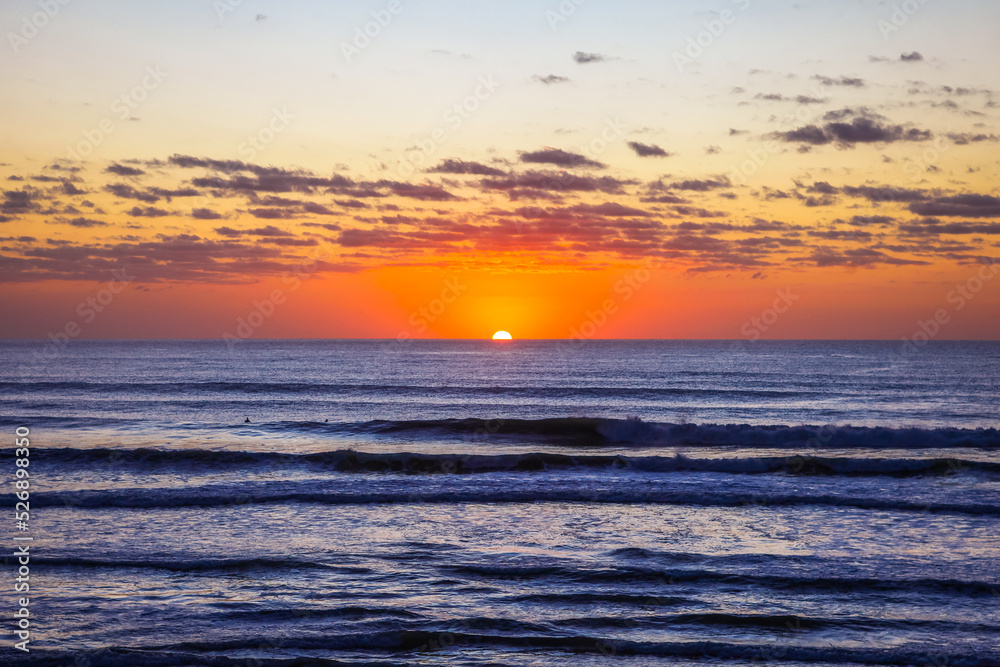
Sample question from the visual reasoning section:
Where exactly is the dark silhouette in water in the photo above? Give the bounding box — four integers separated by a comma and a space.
244, 417, 251, 423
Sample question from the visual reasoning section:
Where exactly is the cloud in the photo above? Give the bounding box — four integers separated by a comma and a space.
533, 74, 570, 85
627, 141, 671, 157
192, 208, 223, 220
846, 215, 896, 227
947, 132, 999, 145
62, 181, 87, 195
754, 93, 829, 104
569, 202, 652, 217
900, 51, 924, 62
105, 183, 160, 203
390, 184, 458, 201
301, 222, 342, 232
805, 248, 929, 267
215, 225, 294, 237
150, 187, 200, 200
106, 163, 146, 177
899, 218, 1000, 235
813, 75, 866, 87
249, 208, 297, 219
2, 233, 359, 283
55, 217, 108, 228
573, 51, 607, 64
907, 195, 1000, 218
427, 159, 505, 176
776, 110, 932, 146
669, 178, 730, 191
127, 206, 169, 217
808, 229, 874, 241
302, 202, 340, 216
841, 185, 926, 203
336, 199, 368, 209
481, 170, 632, 195
1, 189, 37, 215
673, 205, 727, 218
519, 148, 605, 169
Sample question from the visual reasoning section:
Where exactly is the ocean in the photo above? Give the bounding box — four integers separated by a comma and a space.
1, 339, 998, 666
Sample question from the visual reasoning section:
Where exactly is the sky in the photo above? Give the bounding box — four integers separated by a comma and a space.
1, 0, 999, 340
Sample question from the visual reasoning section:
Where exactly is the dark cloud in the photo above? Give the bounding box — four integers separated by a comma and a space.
640, 194, 689, 204
841, 185, 926, 203
105, 183, 160, 203
192, 173, 354, 194
813, 75, 866, 87
301, 222, 342, 232
390, 184, 457, 201
150, 187, 200, 200
127, 206, 169, 218
192, 208, 223, 220
302, 202, 340, 216
808, 229, 874, 241
573, 51, 607, 64
947, 132, 999, 145
673, 205, 727, 218
427, 159, 505, 176
805, 248, 928, 267
519, 148, 605, 169
900, 52, 924, 62
777, 112, 932, 146
2, 233, 357, 283
627, 141, 671, 157
899, 218, 1000, 235
336, 199, 368, 209
248, 208, 297, 219
481, 170, 632, 195
215, 225, 294, 237
106, 163, 146, 177
1, 189, 37, 215
846, 215, 896, 227
569, 202, 652, 217
908, 195, 1000, 218
56, 217, 108, 228
754, 93, 829, 104
62, 181, 86, 195
807, 181, 838, 194
533, 74, 569, 85
669, 179, 730, 191
168, 154, 287, 176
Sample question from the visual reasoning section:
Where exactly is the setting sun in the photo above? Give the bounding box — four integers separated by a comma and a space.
492, 331, 513, 340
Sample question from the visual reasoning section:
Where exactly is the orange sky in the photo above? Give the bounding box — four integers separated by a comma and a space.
2, 0, 999, 340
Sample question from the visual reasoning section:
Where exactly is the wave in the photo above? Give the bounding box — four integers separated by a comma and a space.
9, 633, 999, 666
27, 446, 1000, 477
443, 564, 1000, 596
1, 416, 996, 449
21, 483, 1000, 516
291, 417, 1000, 449
11, 556, 369, 574
0, 380, 821, 400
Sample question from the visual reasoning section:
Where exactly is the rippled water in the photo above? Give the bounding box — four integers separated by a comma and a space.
1, 340, 998, 665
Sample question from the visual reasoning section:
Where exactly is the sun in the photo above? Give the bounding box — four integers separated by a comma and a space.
492, 331, 513, 340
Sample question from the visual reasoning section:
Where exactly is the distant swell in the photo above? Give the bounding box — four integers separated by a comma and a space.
1, 416, 998, 449
24, 484, 1000, 516
26, 445, 1000, 477
339, 417, 1000, 449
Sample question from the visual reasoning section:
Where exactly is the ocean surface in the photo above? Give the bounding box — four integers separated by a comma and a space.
1, 339, 999, 666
